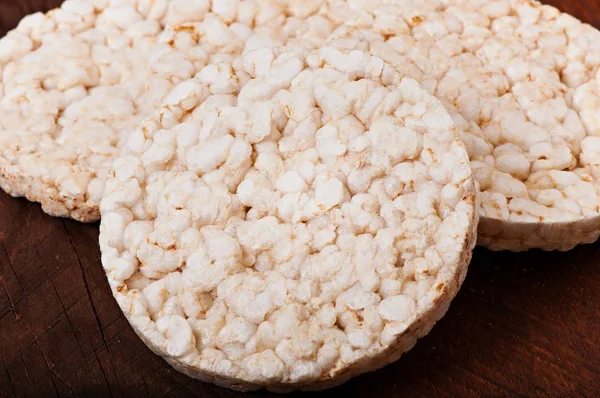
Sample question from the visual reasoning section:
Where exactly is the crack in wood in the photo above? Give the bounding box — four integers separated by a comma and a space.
1, 242, 26, 295
92, 346, 114, 398
29, 241, 90, 381
1, 354, 18, 396
0, 272, 18, 321
61, 220, 123, 397
19, 351, 30, 379
49, 373, 64, 398
20, 313, 76, 396
140, 370, 151, 397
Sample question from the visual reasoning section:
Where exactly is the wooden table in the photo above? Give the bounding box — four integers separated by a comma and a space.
1, 1, 600, 396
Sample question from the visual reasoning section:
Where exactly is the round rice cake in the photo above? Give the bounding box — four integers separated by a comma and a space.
319, 0, 600, 251
99, 47, 477, 392
0, 0, 311, 222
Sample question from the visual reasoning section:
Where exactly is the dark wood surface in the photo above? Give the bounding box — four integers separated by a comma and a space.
1, 0, 600, 397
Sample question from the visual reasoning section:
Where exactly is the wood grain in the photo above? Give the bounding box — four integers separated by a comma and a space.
1, 0, 600, 397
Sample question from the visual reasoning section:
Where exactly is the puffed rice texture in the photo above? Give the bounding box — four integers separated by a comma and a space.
99, 46, 477, 392
0, 0, 311, 221
318, 0, 600, 251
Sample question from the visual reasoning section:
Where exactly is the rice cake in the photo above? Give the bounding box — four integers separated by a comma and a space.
0, 0, 301, 221
320, 0, 600, 251
99, 47, 477, 391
